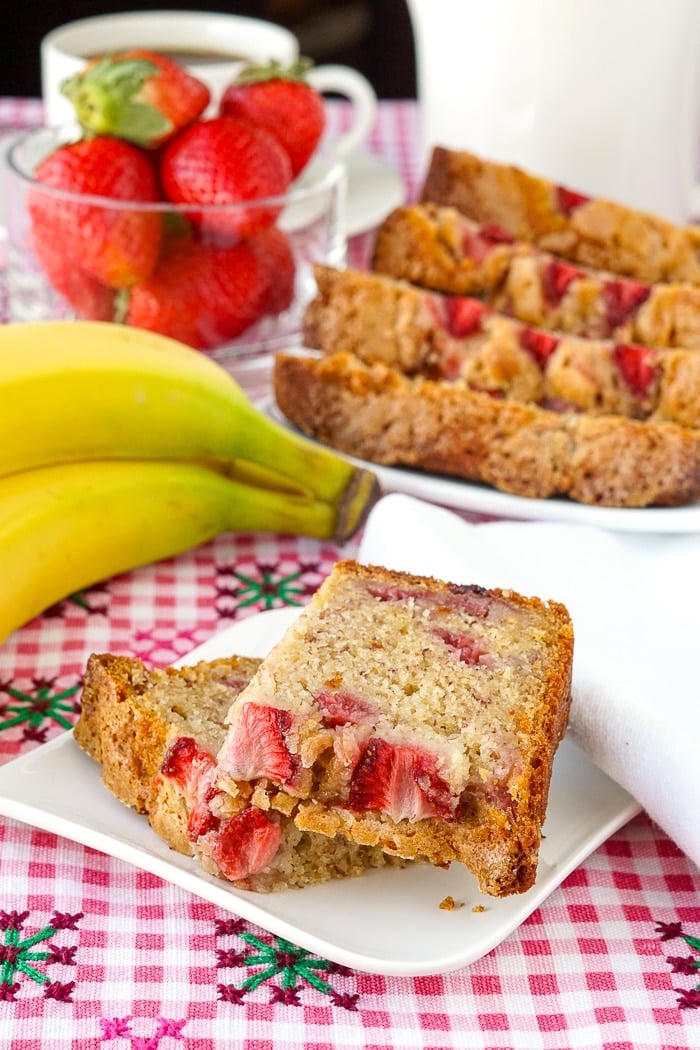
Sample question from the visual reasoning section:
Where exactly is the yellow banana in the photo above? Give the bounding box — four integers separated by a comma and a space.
0, 458, 349, 646
0, 321, 376, 511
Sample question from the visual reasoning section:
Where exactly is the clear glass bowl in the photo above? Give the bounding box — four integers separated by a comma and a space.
3, 124, 347, 364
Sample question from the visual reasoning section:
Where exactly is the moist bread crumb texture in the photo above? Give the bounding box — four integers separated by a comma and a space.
211, 560, 574, 897
305, 265, 700, 429
75, 652, 404, 893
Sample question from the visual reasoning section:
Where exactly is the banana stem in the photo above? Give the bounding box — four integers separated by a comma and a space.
0, 458, 375, 646
230, 395, 368, 505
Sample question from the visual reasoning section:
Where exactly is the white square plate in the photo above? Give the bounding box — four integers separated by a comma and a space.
0, 608, 640, 976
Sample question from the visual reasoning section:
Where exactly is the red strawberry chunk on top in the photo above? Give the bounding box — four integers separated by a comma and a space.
612, 343, 659, 399
314, 689, 378, 728
519, 327, 560, 367
556, 185, 591, 216
542, 259, 587, 307
348, 738, 454, 823
199, 806, 282, 882
602, 279, 651, 332
221, 703, 298, 783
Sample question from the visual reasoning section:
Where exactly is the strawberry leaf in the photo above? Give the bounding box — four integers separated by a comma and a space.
234, 58, 314, 85
61, 57, 173, 146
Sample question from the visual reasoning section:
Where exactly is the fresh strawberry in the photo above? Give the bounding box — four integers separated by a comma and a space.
556, 184, 591, 216
32, 228, 114, 320
220, 60, 325, 177
542, 259, 587, 307
199, 807, 282, 882
519, 326, 560, 367
612, 343, 659, 399
160, 115, 292, 240
125, 234, 269, 349
348, 738, 454, 822
61, 49, 210, 148
219, 703, 298, 783
30, 136, 162, 288
249, 225, 296, 314
602, 278, 651, 332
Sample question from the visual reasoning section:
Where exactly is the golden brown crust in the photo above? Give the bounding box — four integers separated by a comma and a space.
374, 204, 700, 350
305, 265, 700, 427
273, 351, 700, 507
373, 204, 513, 297
420, 147, 700, 285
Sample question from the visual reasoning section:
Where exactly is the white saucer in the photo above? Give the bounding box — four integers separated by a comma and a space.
344, 150, 405, 236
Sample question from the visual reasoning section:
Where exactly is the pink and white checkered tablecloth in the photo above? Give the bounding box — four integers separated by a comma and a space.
1, 97, 699, 1050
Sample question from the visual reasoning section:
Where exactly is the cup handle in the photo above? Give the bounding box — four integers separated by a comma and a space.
691, 179, 700, 222
306, 64, 377, 159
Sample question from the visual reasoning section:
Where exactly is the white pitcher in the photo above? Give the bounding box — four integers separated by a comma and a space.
407, 0, 700, 221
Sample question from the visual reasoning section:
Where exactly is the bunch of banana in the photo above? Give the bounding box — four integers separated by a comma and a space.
0, 321, 380, 645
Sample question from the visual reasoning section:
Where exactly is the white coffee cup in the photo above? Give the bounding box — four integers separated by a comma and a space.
41, 10, 377, 161
407, 0, 700, 222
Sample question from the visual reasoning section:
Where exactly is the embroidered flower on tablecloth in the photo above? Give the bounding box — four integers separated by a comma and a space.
0, 675, 81, 744
655, 918, 700, 1009
214, 558, 325, 617
214, 920, 359, 1011
0, 908, 83, 1002
43, 583, 110, 619
99, 1016, 187, 1045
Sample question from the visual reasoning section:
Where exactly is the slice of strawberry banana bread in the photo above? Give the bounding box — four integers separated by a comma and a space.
209, 560, 574, 897
273, 350, 700, 507
76, 653, 404, 891
373, 204, 700, 350
305, 265, 700, 428
420, 147, 700, 285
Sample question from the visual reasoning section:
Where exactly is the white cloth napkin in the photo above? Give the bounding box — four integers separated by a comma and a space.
358, 493, 700, 868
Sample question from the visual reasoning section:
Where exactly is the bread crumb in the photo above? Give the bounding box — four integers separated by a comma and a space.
439, 895, 465, 911
472, 904, 486, 913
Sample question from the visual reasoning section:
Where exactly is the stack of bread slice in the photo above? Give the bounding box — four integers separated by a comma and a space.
273, 148, 700, 507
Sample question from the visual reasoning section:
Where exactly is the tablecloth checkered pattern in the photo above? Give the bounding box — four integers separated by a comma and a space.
0, 96, 699, 1050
